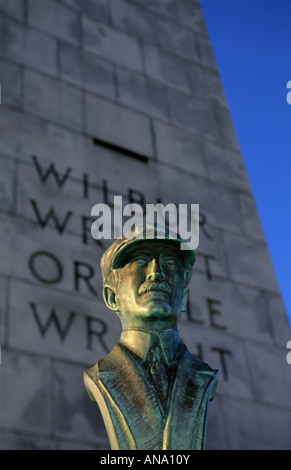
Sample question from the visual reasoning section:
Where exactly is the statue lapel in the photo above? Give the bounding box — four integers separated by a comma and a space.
163, 345, 219, 450
97, 342, 165, 449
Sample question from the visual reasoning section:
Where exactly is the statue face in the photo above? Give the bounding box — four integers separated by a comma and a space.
105, 242, 189, 330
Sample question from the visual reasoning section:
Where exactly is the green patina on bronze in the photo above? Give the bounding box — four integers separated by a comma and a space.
84, 224, 218, 450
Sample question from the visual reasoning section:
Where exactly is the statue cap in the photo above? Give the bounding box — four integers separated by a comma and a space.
101, 223, 196, 282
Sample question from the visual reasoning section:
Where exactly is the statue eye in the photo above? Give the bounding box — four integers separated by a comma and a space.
163, 256, 181, 268
129, 255, 150, 265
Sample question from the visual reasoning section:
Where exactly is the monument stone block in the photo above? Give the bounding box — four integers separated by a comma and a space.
0, 154, 15, 213
82, 16, 143, 73
204, 140, 251, 192
246, 342, 291, 408
8, 280, 120, 363
60, 43, 115, 99
28, 0, 80, 45
168, 87, 220, 139
0, 277, 7, 345
111, 0, 160, 44
0, 17, 57, 76
132, 0, 177, 20
0, 59, 21, 107
176, 0, 206, 33
53, 360, 110, 445
0, 350, 50, 433
85, 94, 154, 159
61, 0, 107, 21
0, 0, 25, 21
0, 0, 290, 450
116, 66, 169, 120
153, 120, 207, 177
223, 232, 281, 292
143, 43, 192, 93
24, 70, 83, 131
156, 17, 199, 62
188, 63, 228, 108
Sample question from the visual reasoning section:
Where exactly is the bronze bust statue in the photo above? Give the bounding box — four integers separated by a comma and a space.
84, 224, 218, 450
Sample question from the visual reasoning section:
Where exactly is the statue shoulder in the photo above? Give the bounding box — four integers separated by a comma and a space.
83, 343, 126, 403
183, 345, 218, 375
182, 347, 219, 401
84, 343, 124, 383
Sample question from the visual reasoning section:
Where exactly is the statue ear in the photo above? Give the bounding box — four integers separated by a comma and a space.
181, 287, 189, 312
103, 285, 120, 314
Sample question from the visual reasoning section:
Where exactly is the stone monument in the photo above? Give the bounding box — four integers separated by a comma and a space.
0, 0, 290, 450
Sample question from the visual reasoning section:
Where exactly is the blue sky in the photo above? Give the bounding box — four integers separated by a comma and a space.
200, 0, 291, 324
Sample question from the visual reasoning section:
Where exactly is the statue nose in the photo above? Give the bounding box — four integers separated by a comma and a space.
146, 257, 165, 281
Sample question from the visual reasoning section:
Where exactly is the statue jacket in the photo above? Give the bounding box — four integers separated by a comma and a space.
84, 333, 218, 451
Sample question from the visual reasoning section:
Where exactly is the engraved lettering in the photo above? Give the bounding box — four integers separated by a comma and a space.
31, 155, 72, 187
207, 298, 226, 330
197, 252, 216, 281
74, 261, 99, 297
30, 199, 72, 235
185, 297, 203, 324
211, 347, 232, 380
29, 302, 75, 342
86, 316, 109, 352
199, 211, 212, 240
81, 215, 105, 248
192, 343, 204, 361
102, 180, 114, 208
28, 251, 63, 284
127, 188, 146, 212
83, 173, 89, 199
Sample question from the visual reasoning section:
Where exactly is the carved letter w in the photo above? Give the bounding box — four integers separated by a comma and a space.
31, 155, 72, 188
29, 302, 75, 342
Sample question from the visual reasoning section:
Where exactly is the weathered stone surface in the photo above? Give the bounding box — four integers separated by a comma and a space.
246, 342, 291, 408
85, 94, 155, 158
132, 0, 178, 21
188, 63, 228, 108
168, 88, 220, 139
0, 0, 25, 22
111, 0, 160, 44
0, 154, 15, 213
116, 66, 169, 120
61, 0, 107, 21
24, 70, 83, 131
204, 140, 252, 192
221, 396, 291, 450
0, 350, 50, 433
0, 17, 57, 76
0, 0, 290, 451
28, 0, 80, 45
154, 120, 206, 176
0, 277, 7, 345
143, 43, 192, 93
186, 272, 277, 345
52, 361, 110, 445
223, 231, 281, 293
0, 59, 22, 107
82, 16, 143, 73
177, 0, 206, 33
8, 280, 120, 362
60, 43, 115, 99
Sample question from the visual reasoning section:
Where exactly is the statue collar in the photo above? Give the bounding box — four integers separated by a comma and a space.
119, 327, 182, 366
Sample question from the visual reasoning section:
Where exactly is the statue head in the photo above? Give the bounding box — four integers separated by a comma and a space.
100, 224, 196, 331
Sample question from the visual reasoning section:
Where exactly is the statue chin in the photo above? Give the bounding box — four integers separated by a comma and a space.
122, 303, 180, 331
